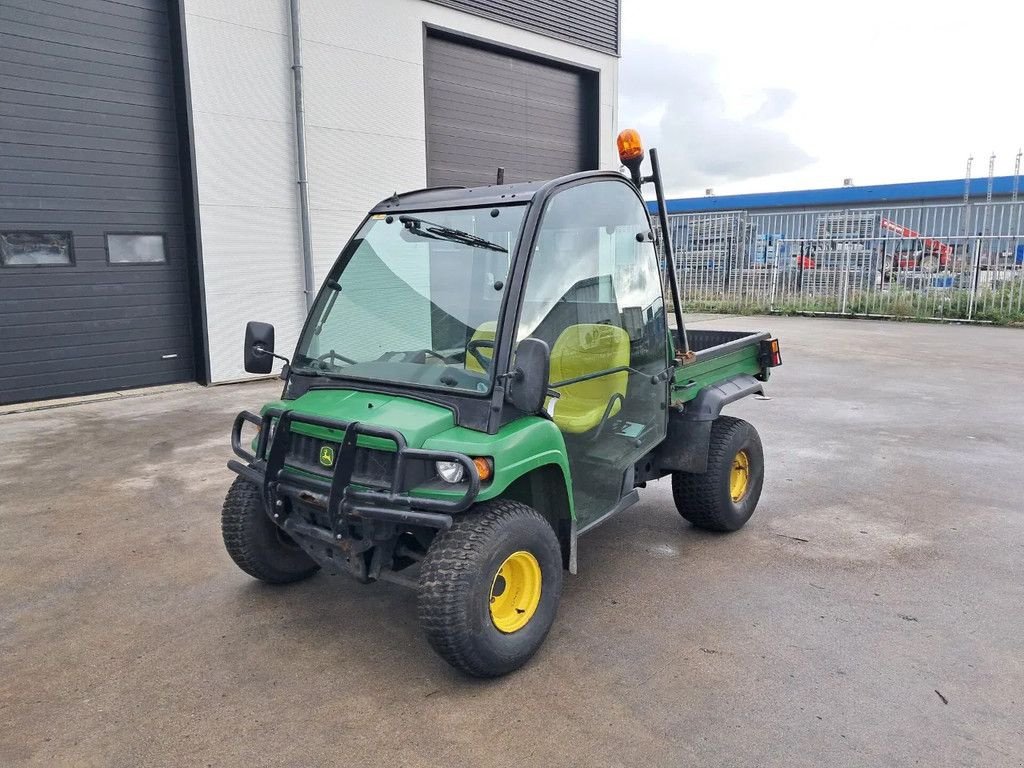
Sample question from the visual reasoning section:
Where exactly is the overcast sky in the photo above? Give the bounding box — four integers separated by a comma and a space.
620, 0, 1024, 198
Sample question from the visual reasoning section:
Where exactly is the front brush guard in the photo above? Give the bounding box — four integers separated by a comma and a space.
227, 408, 480, 538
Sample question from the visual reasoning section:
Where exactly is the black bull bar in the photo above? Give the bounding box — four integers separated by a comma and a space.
227, 408, 481, 535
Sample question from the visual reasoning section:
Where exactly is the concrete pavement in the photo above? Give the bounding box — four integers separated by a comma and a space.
2, 316, 1022, 767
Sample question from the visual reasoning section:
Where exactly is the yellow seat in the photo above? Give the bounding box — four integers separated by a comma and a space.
547, 324, 630, 434
465, 321, 496, 373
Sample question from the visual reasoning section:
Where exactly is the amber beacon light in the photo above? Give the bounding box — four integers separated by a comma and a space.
616, 128, 645, 164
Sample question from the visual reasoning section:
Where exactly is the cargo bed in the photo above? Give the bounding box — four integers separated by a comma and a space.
670, 329, 771, 403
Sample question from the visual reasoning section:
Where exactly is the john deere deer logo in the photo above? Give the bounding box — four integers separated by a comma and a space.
319, 445, 335, 467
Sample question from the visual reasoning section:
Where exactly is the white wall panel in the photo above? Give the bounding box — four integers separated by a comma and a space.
189, 114, 299, 209
196, 206, 303, 290
304, 131, 426, 206
300, 0, 424, 60
183, 0, 289, 35
302, 42, 425, 139
185, 20, 293, 121
184, 1, 303, 382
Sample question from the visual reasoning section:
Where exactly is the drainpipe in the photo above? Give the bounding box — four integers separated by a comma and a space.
288, 0, 316, 311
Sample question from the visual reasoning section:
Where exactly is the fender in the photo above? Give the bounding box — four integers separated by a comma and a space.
420, 415, 573, 518
680, 374, 764, 422
657, 374, 764, 474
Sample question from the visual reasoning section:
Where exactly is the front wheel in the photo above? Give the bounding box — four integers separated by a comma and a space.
672, 416, 764, 532
418, 499, 563, 677
221, 476, 320, 584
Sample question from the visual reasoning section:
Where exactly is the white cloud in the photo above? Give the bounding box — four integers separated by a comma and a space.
620, 0, 1024, 197
620, 43, 814, 193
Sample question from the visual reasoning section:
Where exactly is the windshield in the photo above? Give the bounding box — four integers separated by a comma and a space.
293, 204, 527, 394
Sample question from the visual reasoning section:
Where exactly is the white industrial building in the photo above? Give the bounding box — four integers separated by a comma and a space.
0, 0, 620, 403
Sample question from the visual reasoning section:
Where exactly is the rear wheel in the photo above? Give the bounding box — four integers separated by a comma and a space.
672, 416, 764, 532
221, 476, 320, 584
418, 499, 563, 677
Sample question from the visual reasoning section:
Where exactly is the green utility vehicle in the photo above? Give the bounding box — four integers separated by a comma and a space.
222, 131, 782, 677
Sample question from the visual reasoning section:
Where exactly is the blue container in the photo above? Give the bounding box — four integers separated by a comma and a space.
754, 234, 784, 265
1016, 243, 1024, 264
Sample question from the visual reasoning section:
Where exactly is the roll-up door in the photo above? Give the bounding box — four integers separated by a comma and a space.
0, 0, 195, 404
424, 31, 599, 188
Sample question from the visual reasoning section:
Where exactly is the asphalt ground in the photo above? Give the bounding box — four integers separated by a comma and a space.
2, 315, 1022, 767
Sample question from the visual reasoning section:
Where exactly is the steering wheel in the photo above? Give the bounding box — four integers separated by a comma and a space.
466, 339, 495, 372
315, 349, 356, 367
419, 349, 451, 364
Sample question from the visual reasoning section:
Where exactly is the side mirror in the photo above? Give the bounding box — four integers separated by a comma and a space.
507, 337, 550, 414
244, 321, 275, 374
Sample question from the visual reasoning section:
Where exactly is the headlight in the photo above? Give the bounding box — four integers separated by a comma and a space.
435, 460, 466, 484
435, 458, 493, 484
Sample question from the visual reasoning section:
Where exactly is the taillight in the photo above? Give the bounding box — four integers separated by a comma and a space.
760, 338, 782, 368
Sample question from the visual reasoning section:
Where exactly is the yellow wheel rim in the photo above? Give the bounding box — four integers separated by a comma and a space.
730, 450, 751, 502
489, 551, 542, 634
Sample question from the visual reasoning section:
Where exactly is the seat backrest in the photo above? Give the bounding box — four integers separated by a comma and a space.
549, 324, 629, 433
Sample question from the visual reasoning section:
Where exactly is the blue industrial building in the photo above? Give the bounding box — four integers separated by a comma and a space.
653, 176, 1023, 215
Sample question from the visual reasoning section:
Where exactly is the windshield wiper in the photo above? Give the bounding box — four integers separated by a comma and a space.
398, 215, 507, 253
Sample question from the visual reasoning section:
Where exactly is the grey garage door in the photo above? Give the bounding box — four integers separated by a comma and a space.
424, 31, 599, 188
0, 0, 195, 405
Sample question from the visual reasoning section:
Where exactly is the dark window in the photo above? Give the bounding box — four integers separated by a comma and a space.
0, 232, 74, 266
106, 234, 167, 264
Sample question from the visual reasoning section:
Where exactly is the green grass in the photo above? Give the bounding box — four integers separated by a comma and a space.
670, 279, 1024, 326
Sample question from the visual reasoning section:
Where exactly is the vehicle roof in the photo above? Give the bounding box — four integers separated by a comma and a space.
369, 170, 627, 213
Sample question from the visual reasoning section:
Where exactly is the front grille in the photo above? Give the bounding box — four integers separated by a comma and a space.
286, 432, 396, 487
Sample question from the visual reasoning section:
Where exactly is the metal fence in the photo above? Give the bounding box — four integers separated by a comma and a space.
658, 202, 1024, 322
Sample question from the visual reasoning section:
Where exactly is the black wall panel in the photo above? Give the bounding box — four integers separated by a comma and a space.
0, 0, 195, 404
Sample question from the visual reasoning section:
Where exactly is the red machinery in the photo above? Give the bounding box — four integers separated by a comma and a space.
879, 217, 953, 269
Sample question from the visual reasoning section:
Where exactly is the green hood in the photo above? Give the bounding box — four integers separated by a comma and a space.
262, 389, 455, 449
